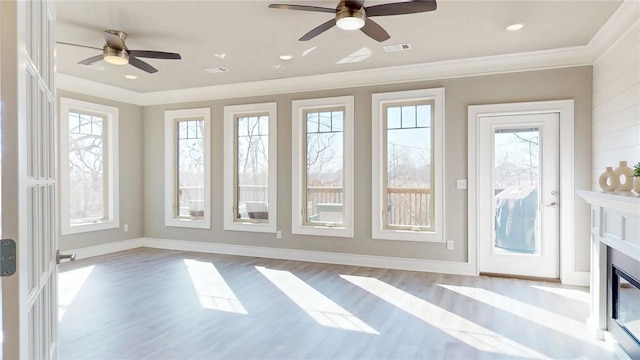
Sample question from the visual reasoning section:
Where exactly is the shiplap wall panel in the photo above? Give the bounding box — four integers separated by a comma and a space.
592, 20, 640, 188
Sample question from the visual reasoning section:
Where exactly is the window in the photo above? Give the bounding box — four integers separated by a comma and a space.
59, 98, 119, 235
164, 108, 211, 229
292, 96, 354, 238
223, 102, 277, 233
372, 88, 444, 242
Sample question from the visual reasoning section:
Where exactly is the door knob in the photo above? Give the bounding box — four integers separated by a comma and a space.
56, 250, 76, 264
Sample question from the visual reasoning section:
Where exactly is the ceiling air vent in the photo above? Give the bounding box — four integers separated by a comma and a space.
383, 43, 412, 53
205, 67, 229, 74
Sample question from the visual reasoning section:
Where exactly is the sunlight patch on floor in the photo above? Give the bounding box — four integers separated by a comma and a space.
341, 274, 548, 358
184, 259, 248, 314
529, 284, 589, 303
439, 284, 608, 350
256, 266, 379, 334
58, 265, 95, 321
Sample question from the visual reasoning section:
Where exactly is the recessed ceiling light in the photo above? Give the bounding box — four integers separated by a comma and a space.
279, 54, 293, 61
506, 22, 525, 31
214, 53, 226, 59
125, 75, 137, 80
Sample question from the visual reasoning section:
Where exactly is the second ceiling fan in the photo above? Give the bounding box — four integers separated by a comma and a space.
269, 0, 437, 42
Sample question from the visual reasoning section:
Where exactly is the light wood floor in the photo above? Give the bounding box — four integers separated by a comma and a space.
58, 248, 613, 359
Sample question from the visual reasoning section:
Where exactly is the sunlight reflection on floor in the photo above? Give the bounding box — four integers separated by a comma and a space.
341, 274, 548, 359
256, 266, 379, 334
439, 284, 608, 351
58, 265, 95, 321
184, 259, 248, 314
529, 284, 589, 303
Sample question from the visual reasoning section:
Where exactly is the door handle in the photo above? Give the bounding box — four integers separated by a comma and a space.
544, 202, 559, 208
56, 250, 76, 265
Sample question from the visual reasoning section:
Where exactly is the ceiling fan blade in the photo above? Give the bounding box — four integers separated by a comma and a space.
345, 0, 365, 9
57, 41, 102, 51
268, 4, 336, 13
129, 57, 158, 73
104, 30, 125, 50
78, 54, 104, 65
129, 50, 181, 60
361, 18, 390, 42
366, 0, 436, 17
299, 18, 337, 41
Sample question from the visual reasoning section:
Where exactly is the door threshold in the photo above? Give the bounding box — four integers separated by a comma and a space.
480, 272, 560, 283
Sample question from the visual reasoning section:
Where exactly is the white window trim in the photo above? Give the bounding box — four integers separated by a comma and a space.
164, 107, 211, 229
59, 97, 120, 235
371, 88, 445, 242
291, 96, 354, 238
223, 102, 278, 233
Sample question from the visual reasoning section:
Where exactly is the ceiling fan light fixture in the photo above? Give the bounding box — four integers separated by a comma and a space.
103, 47, 129, 65
336, 6, 366, 31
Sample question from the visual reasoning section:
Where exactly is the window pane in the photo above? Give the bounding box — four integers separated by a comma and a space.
387, 107, 401, 129
306, 110, 344, 224
493, 128, 540, 254
416, 105, 431, 128
177, 120, 205, 220
236, 115, 269, 221
68, 112, 105, 223
386, 105, 431, 228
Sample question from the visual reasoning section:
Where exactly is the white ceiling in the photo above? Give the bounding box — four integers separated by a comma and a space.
56, 0, 622, 93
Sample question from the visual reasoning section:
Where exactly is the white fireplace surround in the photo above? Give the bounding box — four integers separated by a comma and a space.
578, 190, 640, 357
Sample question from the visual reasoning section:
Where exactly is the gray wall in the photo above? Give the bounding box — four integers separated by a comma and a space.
143, 66, 593, 270
58, 90, 144, 250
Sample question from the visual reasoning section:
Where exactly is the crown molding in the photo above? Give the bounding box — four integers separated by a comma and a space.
57, 73, 145, 105
56, 46, 592, 106
588, 0, 640, 63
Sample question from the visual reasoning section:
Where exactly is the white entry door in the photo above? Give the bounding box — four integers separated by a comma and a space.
2, 0, 58, 358
477, 113, 560, 279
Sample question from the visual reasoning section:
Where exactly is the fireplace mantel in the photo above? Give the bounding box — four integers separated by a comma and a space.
578, 190, 640, 357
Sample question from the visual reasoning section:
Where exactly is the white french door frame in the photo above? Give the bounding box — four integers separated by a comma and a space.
468, 100, 578, 284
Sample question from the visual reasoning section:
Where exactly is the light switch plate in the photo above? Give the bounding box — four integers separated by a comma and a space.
456, 179, 467, 189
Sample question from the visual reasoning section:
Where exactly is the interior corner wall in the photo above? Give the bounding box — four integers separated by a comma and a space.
143, 66, 593, 268
592, 21, 640, 189
57, 90, 144, 250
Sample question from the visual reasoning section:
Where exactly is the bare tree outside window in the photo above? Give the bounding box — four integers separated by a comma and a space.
305, 110, 344, 224
385, 104, 432, 228
177, 120, 205, 219
236, 114, 269, 220
68, 112, 105, 223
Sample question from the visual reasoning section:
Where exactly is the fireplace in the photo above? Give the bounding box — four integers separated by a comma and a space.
578, 190, 640, 359
609, 248, 640, 359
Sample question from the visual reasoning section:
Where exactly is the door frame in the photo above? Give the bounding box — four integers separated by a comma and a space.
468, 100, 576, 283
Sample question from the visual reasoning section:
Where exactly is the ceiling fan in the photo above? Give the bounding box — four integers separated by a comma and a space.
268, 0, 436, 42
57, 30, 181, 74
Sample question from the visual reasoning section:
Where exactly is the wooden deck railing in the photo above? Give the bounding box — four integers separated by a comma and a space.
180, 185, 432, 226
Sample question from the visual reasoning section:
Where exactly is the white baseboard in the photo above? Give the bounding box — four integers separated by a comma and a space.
140, 237, 477, 276
68, 238, 143, 260
604, 331, 632, 360
562, 270, 590, 286
70, 237, 476, 276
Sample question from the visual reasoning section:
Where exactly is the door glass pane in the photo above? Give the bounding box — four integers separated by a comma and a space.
236, 114, 269, 221
386, 104, 432, 229
177, 120, 205, 220
68, 112, 105, 224
493, 128, 540, 254
305, 110, 344, 224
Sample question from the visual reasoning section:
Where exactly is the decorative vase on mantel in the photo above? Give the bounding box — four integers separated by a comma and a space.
599, 167, 619, 191
613, 161, 634, 191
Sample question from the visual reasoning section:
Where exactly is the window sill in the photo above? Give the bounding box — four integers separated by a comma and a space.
373, 228, 442, 243
61, 220, 120, 235
165, 218, 210, 229
224, 221, 276, 233
292, 224, 353, 238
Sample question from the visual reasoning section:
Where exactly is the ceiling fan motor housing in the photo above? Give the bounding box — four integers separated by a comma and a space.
103, 45, 129, 65
336, 3, 366, 30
